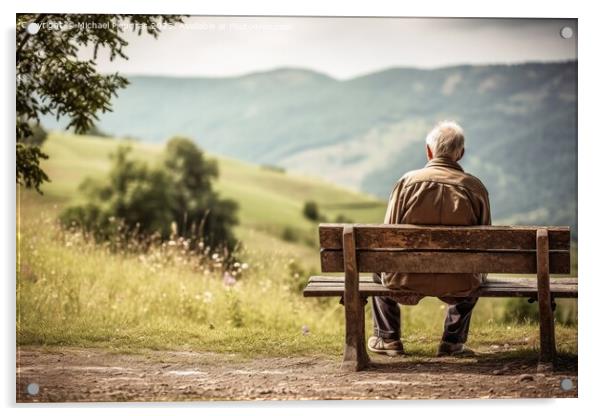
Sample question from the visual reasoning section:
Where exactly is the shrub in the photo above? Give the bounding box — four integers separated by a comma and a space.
334, 214, 354, 223
302, 201, 320, 221
60, 137, 239, 257
287, 259, 318, 293
281, 226, 300, 242
502, 298, 577, 326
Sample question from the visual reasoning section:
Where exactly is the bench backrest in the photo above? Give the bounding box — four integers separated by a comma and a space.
319, 224, 571, 274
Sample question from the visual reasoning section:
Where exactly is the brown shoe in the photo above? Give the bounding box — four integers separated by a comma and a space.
437, 341, 476, 357
368, 336, 405, 356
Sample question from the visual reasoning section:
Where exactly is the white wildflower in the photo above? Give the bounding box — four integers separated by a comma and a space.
203, 291, 214, 304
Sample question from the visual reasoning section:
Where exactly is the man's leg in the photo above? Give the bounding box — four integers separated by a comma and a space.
371, 273, 401, 340
371, 294, 401, 340
441, 297, 478, 344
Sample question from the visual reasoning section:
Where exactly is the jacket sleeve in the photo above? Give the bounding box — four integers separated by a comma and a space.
384, 178, 405, 224
380, 179, 405, 285
478, 190, 492, 282
479, 191, 492, 226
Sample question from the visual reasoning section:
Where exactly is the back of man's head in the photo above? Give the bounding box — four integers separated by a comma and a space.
425, 120, 465, 161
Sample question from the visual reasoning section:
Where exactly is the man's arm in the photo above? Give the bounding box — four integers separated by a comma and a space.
478, 190, 492, 283
379, 178, 406, 286
384, 178, 405, 224
479, 191, 492, 226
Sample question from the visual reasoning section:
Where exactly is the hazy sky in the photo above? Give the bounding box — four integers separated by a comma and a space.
89, 16, 577, 79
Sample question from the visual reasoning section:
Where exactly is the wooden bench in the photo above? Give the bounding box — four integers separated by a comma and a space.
303, 224, 577, 372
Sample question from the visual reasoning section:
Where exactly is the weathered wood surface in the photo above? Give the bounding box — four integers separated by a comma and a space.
319, 224, 571, 251
309, 276, 578, 285
536, 229, 557, 369
341, 226, 370, 371
320, 250, 571, 274
307, 224, 574, 373
303, 276, 578, 298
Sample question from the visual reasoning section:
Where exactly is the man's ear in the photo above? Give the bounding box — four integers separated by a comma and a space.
426, 145, 433, 161
457, 148, 465, 162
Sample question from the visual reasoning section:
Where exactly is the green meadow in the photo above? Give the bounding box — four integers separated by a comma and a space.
16, 132, 577, 358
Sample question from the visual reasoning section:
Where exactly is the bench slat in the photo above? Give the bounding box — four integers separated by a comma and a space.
319, 224, 570, 251
303, 278, 578, 298
308, 276, 578, 285
320, 249, 570, 274
303, 285, 578, 298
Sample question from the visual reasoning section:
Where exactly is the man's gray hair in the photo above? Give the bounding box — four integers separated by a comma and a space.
425, 120, 465, 160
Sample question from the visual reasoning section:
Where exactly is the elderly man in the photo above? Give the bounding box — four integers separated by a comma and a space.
368, 120, 491, 357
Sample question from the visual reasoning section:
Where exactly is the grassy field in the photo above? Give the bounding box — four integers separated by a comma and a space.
38, 132, 386, 254
16, 132, 577, 358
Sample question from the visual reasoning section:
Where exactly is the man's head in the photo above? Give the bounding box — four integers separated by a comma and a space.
425, 120, 465, 162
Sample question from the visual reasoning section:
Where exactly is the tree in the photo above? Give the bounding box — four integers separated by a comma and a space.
163, 137, 238, 252
21, 122, 47, 146
16, 14, 185, 192
61, 146, 174, 242
60, 138, 239, 256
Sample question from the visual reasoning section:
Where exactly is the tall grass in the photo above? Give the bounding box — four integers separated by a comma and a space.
17, 200, 577, 357
17, 205, 345, 356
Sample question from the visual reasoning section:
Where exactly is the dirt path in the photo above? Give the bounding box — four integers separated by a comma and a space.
16, 347, 577, 402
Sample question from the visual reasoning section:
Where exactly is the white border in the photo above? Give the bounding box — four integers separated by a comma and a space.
3, 0, 601, 414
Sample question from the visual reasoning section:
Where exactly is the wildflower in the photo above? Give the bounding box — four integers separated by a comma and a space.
241, 263, 249, 270
203, 291, 213, 304
223, 272, 236, 287
302, 325, 310, 336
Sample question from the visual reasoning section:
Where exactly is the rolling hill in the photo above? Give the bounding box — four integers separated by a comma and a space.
40, 61, 577, 234
30, 132, 387, 260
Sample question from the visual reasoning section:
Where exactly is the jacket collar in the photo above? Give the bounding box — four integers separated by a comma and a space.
425, 157, 464, 172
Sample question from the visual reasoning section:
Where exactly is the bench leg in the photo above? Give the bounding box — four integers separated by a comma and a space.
536, 229, 556, 372
341, 225, 370, 372
537, 292, 557, 371
342, 296, 370, 371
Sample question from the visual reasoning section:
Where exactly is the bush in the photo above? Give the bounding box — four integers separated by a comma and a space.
502, 298, 539, 324
287, 259, 318, 293
281, 226, 300, 242
334, 214, 354, 223
303, 201, 320, 221
60, 137, 239, 257
502, 298, 577, 326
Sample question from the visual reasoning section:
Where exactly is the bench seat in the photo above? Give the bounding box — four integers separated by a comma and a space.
304, 276, 578, 298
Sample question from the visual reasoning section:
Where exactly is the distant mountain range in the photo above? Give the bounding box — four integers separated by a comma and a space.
43, 61, 577, 234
